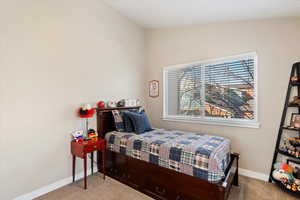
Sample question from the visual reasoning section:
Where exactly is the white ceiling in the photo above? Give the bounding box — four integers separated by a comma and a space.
103, 0, 300, 28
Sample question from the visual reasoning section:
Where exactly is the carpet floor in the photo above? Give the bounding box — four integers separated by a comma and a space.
35, 173, 298, 200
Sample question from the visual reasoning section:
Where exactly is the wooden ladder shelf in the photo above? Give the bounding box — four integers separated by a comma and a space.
269, 62, 300, 198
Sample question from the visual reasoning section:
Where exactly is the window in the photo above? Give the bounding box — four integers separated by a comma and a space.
163, 52, 259, 128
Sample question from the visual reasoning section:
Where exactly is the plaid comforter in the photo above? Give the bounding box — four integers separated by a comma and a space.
105, 129, 231, 183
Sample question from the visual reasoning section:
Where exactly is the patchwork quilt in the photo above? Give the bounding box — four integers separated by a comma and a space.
105, 129, 231, 183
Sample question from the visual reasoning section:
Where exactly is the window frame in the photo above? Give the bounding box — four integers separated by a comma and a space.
163, 52, 259, 128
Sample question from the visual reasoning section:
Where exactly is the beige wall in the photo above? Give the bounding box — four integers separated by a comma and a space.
0, 1, 145, 199
145, 18, 300, 175
1, 1, 300, 199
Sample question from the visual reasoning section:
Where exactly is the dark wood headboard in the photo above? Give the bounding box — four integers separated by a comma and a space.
96, 106, 141, 138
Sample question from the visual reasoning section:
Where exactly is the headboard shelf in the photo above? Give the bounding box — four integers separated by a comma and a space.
96, 106, 141, 112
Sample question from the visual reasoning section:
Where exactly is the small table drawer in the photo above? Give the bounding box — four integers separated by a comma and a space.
84, 144, 99, 153
84, 141, 105, 153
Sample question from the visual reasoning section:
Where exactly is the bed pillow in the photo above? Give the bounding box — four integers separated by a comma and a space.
142, 111, 152, 131
125, 110, 152, 134
122, 111, 135, 132
132, 110, 152, 131
112, 110, 125, 132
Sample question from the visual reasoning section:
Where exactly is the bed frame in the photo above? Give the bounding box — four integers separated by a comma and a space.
96, 107, 239, 200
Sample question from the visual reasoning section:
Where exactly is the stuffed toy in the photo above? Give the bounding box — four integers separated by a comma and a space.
117, 99, 125, 107
272, 169, 294, 182
78, 104, 95, 118
107, 101, 116, 108
272, 162, 294, 182
274, 162, 294, 173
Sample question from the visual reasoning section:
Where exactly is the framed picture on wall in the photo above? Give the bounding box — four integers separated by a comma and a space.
287, 159, 300, 168
149, 80, 159, 98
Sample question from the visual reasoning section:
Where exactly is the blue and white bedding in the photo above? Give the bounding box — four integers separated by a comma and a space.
105, 129, 231, 183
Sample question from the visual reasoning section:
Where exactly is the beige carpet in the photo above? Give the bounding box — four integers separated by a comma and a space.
35, 173, 298, 200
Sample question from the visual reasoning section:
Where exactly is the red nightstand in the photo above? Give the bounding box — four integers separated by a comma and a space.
71, 138, 106, 189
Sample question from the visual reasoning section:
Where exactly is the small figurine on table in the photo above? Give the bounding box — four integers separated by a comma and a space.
87, 129, 98, 139
71, 130, 84, 142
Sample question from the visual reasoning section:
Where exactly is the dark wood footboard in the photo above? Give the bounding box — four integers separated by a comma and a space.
98, 151, 239, 200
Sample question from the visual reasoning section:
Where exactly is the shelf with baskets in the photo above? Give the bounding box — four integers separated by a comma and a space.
269, 62, 300, 198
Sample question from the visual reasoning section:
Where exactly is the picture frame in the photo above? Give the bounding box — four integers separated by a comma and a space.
290, 113, 300, 128
149, 80, 159, 98
287, 159, 300, 169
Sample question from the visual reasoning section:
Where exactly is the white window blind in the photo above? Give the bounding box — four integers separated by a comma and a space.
163, 53, 259, 128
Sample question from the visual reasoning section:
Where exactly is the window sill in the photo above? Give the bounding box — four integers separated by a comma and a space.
162, 116, 260, 129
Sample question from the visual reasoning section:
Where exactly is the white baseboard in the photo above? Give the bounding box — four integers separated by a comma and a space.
14, 169, 92, 200
14, 167, 269, 200
239, 168, 269, 182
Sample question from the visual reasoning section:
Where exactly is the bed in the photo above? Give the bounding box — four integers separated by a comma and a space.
96, 107, 239, 200
105, 129, 231, 183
